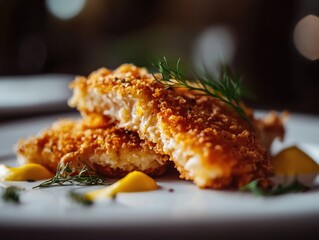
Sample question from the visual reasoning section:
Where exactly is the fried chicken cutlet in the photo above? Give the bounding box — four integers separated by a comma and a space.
69, 64, 285, 189
16, 118, 169, 177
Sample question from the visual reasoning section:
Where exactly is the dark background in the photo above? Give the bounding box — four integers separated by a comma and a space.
1, 0, 319, 116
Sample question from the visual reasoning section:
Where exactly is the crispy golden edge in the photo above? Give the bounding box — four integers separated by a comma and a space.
69, 64, 278, 188
16, 118, 169, 177
253, 111, 288, 151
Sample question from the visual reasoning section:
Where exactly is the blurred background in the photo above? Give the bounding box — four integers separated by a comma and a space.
1, 0, 319, 121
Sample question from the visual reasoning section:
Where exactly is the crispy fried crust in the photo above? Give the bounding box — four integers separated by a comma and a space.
69, 64, 280, 189
16, 118, 169, 177
253, 111, 288, 151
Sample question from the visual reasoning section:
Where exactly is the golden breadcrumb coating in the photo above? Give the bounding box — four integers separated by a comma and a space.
253, 111, 288, 151
16, 118, 169, 177
68, 64, 284, 189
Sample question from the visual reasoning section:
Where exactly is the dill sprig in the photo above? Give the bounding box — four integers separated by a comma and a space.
1, 186, 23, 204
240, 177, 310, 196
152, 57, 251, 125
33, 162, 108, 189
68, 191, 93, 206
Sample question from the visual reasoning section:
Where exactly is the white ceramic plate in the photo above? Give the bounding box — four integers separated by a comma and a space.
0, 112, 319, 240
0, 74, 74, 117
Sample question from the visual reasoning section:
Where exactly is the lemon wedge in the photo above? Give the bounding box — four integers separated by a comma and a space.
271, 146, 319, 186
0, 163, 54, 181
85, 171, 159, 200
271, 146, 319, 175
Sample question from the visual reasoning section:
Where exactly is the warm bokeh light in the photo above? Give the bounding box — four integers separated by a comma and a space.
294, 14, 319, 60
45, 0, 86, 20
193, 26, 235, 75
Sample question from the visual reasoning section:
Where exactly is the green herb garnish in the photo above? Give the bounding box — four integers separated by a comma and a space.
69, 191, 93, 206
33, 162, 108, 188
240, 178, 310, 196
1, 186, 22, 204
152, 57, 251, 125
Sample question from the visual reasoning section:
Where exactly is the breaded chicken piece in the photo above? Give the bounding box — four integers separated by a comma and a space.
16, 118, 169, 177
68, 64, 283, 189
253, 111, 288, 151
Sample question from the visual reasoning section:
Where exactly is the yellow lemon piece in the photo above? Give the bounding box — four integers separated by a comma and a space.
86, 171, 159, 200
0, 163, 54, 181
271, 146, 319, 175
